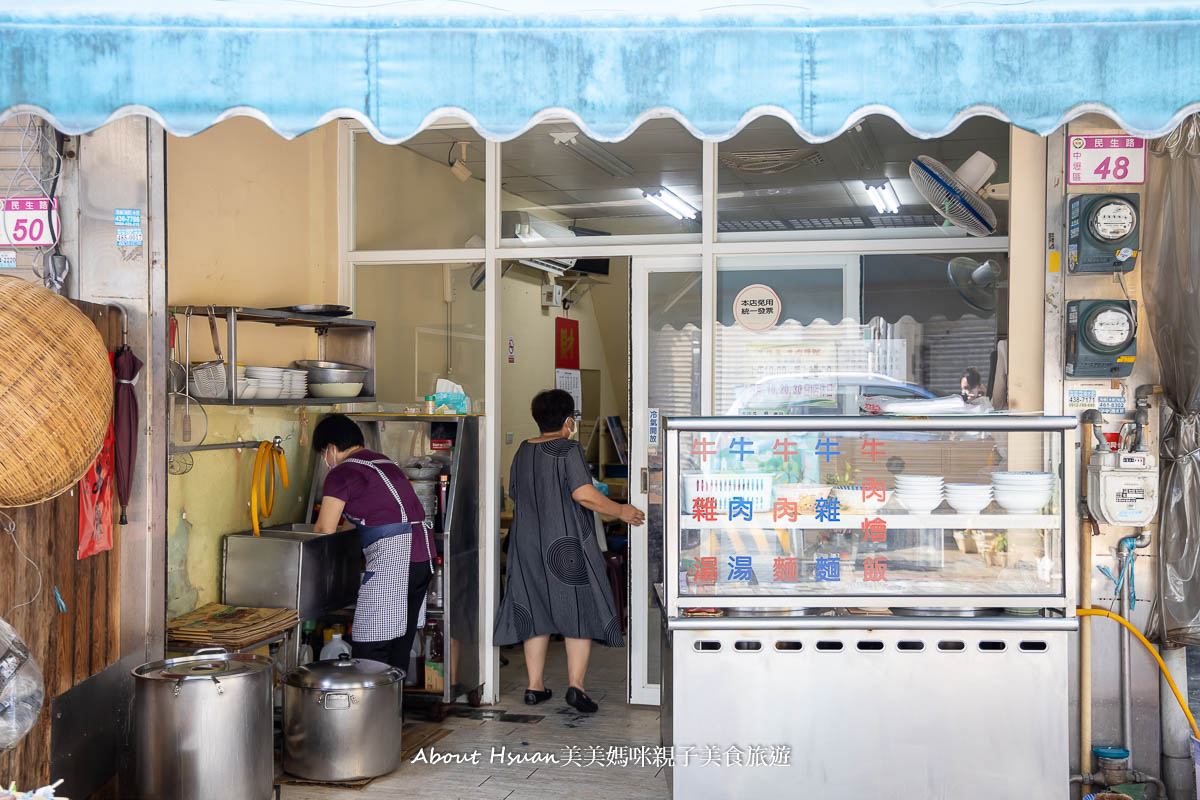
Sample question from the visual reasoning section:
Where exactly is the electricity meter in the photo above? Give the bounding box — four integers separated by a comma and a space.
1066, 300, 1137, 378
1068, 193, 1140, 273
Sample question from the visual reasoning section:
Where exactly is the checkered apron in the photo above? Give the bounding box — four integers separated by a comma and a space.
345, 457, 435, 643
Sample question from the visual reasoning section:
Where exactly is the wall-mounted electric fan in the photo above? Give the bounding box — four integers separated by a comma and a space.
910, 151, 1006, 237
947, 256, 1002, 312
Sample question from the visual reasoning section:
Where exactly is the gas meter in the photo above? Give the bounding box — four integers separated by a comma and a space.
1085, 409, 1159, 527
1068, 193, 1140, 273
1066, 299, 1137, 378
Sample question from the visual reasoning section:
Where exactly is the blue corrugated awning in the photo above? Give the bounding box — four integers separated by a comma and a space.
3, 1, 1200, 142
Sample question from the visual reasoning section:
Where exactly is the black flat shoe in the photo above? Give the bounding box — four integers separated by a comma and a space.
524, 687, 552, 705
565, 687, 598, 713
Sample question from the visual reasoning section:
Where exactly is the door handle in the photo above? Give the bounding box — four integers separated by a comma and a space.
641, 468, 649, 494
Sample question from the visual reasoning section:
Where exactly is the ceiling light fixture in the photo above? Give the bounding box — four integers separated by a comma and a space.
550, 131, 635, 178
643, 186, 699, 220
864, 181, 901, 214
519, 258, 575, 276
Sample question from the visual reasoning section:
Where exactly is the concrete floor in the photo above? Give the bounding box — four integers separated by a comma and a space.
282, 642, 665, 800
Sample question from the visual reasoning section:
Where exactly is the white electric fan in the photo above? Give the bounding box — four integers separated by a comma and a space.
910, 151, 1007, 237
947, 256, 1002, 312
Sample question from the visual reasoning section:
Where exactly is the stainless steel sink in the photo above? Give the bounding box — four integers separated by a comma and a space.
222, 526, 361, 618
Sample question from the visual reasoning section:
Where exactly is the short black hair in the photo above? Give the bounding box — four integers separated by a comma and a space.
531, 389, 575, 433
313, 413, 365, 451
962, 366, 984, 389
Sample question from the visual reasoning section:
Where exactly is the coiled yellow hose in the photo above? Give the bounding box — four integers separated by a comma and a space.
1077, 607, 1200, 739
250, 440, 288, 536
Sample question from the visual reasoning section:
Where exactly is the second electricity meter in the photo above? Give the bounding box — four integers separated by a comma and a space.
1066, 299, 1137, 378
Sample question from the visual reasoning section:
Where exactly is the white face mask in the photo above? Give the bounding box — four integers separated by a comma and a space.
323, 447, 336, 469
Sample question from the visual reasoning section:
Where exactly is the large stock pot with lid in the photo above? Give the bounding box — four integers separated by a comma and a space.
132, 647, 274, 800
283, 654, 404, 781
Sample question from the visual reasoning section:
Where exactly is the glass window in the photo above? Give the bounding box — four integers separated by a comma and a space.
501, 118, 702, 244
717, 115, 1010, 239
674, 426, 1064, 598
354, 263, 485, 405
714, 252, 1008, 415
354, 126, 486, 250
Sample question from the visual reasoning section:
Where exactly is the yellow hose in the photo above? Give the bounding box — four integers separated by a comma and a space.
1077, 608, 1200, 739
250, 440, 289, 536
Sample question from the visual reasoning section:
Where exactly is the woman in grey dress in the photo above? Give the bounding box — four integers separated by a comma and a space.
494, 389, 645, 713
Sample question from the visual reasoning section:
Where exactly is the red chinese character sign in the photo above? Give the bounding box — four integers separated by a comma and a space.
554, 316, 580, 369
732, 283, 781, 332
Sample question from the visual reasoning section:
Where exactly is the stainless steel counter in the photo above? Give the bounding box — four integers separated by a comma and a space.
659, 605, 1071, 798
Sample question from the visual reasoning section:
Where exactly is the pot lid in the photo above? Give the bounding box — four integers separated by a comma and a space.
132, 649, 273, 681
285, 654, 403, 689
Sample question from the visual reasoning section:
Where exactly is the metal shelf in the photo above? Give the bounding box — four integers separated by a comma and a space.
195, 396, 377, 407
169, 305, 375, 329
171, 304, 376, 406
680, 512, 1060, 530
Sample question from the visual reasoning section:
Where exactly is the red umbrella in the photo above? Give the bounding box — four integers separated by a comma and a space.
113, 345, 142, 524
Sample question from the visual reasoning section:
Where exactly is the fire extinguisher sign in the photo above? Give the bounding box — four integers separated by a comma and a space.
2, 197, 59, 247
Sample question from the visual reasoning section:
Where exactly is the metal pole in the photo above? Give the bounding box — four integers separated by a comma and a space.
1119, 548, 1134, 764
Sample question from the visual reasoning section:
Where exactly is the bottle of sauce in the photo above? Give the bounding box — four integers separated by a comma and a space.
429, 556, 444, 608
437, 474, 450, 532
426, 619, 444, 662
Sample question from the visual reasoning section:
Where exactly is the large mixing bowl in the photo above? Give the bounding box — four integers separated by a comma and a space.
293, 360, 369, 384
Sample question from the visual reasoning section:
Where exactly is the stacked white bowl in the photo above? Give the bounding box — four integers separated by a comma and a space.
894, 475, 945, 513
246, 366, 286, 400
944, 483, 994, 514
281, 368, 309, 399
991, 472, 1054, 513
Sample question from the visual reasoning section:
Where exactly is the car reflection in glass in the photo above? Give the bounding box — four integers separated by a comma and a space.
725, 372, 936, 416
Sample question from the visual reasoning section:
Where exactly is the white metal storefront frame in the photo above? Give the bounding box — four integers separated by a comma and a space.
335, 119, 1013, 706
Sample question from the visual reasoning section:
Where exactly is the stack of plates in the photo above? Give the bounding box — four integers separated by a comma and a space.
944, 483, 994, 514
991, 472, 1054, 513
245, 366, 286, 400
281, 368, 309, 399
894, 475, 945, 513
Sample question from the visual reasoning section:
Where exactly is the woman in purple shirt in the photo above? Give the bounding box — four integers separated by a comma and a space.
313, 414, 434, 669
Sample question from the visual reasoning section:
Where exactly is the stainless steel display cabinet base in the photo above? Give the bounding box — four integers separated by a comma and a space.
662, 626, 1069, 799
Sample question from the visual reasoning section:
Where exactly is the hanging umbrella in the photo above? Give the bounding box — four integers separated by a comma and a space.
113, 344, 142, 525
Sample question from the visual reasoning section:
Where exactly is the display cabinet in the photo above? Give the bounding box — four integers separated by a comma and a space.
665, 415, 1078, 613
658, 415, 1080, 799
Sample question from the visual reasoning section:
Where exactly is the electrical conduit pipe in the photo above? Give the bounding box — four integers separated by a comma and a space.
251, 439, 288, 536
1080, 411, 1102, 794
1076, 608, 1200, 741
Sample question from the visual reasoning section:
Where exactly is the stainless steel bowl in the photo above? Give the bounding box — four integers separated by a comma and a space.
293, 359, 370, 383
726, 606, 832, 617
889, 607, 1001, 617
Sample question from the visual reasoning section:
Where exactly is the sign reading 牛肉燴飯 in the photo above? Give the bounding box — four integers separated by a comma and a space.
732, 284, 781, 332
1068, 136, 1145, 185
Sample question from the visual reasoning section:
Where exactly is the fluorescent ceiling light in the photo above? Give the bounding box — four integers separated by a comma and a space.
643, 186, 699, 220
550, 131, 634, 178
864, 181, 900, 214
501, 210, 575, 242
519, 258, 575, 276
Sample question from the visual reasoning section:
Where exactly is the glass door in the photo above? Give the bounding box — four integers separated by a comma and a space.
629, 257, 702, 705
